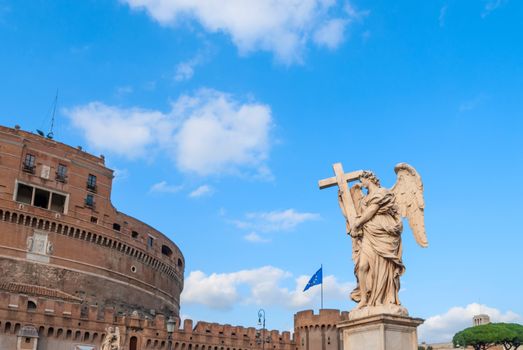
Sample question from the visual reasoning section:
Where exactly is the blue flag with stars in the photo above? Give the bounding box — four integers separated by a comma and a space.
303, 267, 322, 292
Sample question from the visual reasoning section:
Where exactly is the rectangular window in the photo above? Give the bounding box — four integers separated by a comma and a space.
23, 154, 36, 173
16, 183, 33, 204
56, 164, 68, 182
33, 188, 50, 209
147, 236, 154, 248
85, 194, 94, 208
50, 193, 66, 212
15, 182, 67, 213
87, 174, 97, 192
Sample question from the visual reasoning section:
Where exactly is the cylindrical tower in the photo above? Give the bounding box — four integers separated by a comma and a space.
0, 125, 184, 317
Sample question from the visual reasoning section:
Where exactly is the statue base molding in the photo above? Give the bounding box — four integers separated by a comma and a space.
348, 304, 409, 320
337, 313, 424, 350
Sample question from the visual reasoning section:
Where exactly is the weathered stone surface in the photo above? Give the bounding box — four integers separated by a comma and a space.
338, 314, 424, 350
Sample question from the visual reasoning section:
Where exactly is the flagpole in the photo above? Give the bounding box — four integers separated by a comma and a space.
321, 264, 323, 310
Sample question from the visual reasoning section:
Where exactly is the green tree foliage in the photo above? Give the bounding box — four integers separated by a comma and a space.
453, 323, 523, 350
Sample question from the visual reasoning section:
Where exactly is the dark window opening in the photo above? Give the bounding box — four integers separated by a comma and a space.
50, 193, 66, 212
27, 300, 37, 310
113, 223, 121, 231
147, 236, 154, 248
85, 194, 94, 208
16, 183, 33, 204
33, 188, 50, 209
25, 337, 31, 343
161, 245, 173, 257
90, 216, 98, 224
56, 164, 68, 182
177, 258, 183, 270
15, 183, 66, 213
23, 154, 36, 173
87, 174, 97, 192
131, 231, 139, 239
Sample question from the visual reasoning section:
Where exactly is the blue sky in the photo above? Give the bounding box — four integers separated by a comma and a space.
1, 0, 522, 343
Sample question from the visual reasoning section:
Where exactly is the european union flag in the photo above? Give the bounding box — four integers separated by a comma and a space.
303, 267, 322, 292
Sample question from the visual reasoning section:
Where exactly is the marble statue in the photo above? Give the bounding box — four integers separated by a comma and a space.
319, 163, 427, 318
101, 326, 121, 350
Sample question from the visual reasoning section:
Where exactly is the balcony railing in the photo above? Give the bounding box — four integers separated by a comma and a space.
56, 173, 68, 183
22, 164, 35, 174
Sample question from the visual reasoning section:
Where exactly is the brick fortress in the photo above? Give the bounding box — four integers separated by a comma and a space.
0, 124, 345, 350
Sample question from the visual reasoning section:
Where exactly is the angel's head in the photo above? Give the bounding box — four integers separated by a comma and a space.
360, 171, 380, 188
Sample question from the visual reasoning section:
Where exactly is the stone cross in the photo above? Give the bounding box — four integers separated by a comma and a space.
318, 163, 363, 230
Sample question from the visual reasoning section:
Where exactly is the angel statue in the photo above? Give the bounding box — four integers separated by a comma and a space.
319, 163, 427, 319
101, 326, 121, 350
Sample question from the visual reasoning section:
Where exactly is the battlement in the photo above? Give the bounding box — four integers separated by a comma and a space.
294, 309, 348, 329
0, 292, 295, 349
183, 320, 292, 343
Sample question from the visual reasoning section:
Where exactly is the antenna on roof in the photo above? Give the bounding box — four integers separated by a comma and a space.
47, 89, 58, 139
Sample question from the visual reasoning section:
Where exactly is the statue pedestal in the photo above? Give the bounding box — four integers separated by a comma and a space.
337, 314, 423, 350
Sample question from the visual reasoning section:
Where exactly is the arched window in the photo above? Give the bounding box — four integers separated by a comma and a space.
162, 245, 173, 257
27, 300, 37, 311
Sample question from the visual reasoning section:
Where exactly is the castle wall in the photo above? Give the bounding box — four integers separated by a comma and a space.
0, 291, 296, 350
0, 333, 17, 349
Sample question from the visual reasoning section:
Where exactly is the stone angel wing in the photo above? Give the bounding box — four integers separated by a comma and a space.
391, 163, 428, 247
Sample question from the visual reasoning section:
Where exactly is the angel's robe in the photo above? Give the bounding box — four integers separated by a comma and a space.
352, 187, 405, 306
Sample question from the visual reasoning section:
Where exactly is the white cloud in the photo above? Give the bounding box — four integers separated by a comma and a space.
419, 303, 522, 343
313, 19, 347, 49
65, 89, 273, 177
149, 181, 183, 193
482, 0, 507, 18
174, 61, 195, 81
244, 232, 271, 243
122, 0, 366, 64
181, 266, 354, 310
233, 209, 320, 232
173, 90, 272, 176
174, 47, 212, 81
189, 184, 213, 198
65, 102, 170, 158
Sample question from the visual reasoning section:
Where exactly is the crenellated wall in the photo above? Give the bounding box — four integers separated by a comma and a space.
0, 291, 296, 350
294, 309, 348, 350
